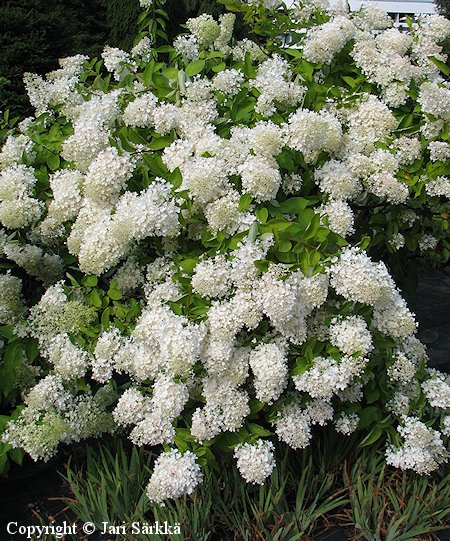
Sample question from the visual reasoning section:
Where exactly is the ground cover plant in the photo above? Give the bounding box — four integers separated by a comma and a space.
57, 437, 449, 540
0, 0, 449, 515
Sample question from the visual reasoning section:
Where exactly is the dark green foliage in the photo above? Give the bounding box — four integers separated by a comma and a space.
0, 0, 226, 117
0, 0, 109, 117
163, 0, 227, 43
106, 0, 141, 50
435, 0, 450, 19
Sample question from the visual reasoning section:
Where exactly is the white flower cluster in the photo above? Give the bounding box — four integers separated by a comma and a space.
2, 375, 113, 461
250, 55, 305, 117
0, 273, 25, 324
38, 169, 84, 242
425, 176, 450, 198
329, 247, 396, 307
287, 109, 342, 163
213, 69, 244, 97
1, 1, 449, 500
0, 165, 43, 229
418, 82, 450, 122
428, 141, 450, 162
61, 90, 122, 172
0, 134, 35, 168
69, 178, 179, 275
293, 355, 366, 399
329, 316, 373, 356
234, 440, 276, 484
146, 449, 203, 505
335, 412, 359, 435
303, 16, 355, 65
102, 46, 136, 81
386, 416, 448, 474
421, 370, 450, 410
84, 147, 135, 206
44, 333, 89, 380
3, 242, 63, 285
23, 55, 87, 116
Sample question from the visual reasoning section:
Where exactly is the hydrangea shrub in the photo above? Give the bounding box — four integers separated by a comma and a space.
0, 0, 449, 500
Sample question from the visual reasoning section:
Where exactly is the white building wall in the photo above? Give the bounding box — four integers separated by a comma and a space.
283, 0, 436, 15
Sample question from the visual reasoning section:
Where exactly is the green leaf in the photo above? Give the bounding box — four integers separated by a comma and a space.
162, 67, 178, 80
277, 150, 295, 172
291, 357, 312, 376
247, 423, 273, 437
149, 135, 174, 150
342, 75, 358, 89
254, 259, 270, 272
143, 60, 155, 86
23, 339, 39, 363
212, 62, 226, 73
249, 399, 265, 414
277, 239, 292, 252
179, 258, 198, 273
8, 447, 24, 466
244, 52, 256, 78
89, 290, 102, 308
47, 153, 60, 171
359, 406, 381, 429
428, 55, 450, 76
359, 426, 383, 447
66, 272, 80, 287
185, 60, 205, 77
108, 288, 122, 301
239, 193, 253, 211
255, 207, 268, 223
101, 308, 111, 330
81, 276, 98, 287
278, 197, 310, 215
